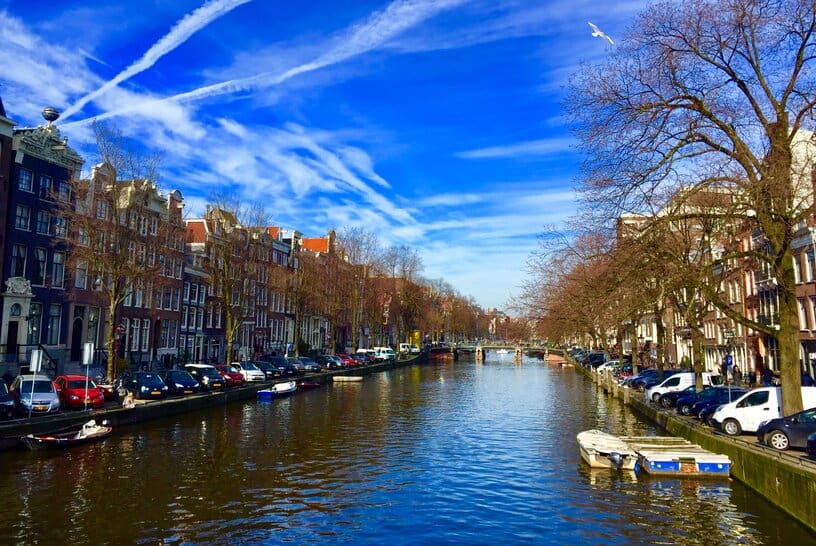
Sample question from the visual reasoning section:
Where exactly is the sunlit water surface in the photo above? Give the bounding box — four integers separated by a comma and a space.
0, 355, 812, 544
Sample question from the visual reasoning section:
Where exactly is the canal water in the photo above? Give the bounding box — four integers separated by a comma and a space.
0, 355, 813, 544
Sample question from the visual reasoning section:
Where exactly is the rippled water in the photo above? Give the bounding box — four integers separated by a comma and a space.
0, 356, 812, 544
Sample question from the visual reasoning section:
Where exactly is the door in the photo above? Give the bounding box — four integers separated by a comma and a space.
70, 318, 83, 361
7, 321, 19, 360
736, 390, 772, 431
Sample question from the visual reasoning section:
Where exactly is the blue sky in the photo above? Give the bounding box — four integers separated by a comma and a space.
0, 0, 647, 310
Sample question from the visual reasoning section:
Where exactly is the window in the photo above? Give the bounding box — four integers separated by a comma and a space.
52, 251, 65, 288
130, 319, 140, 351
14, 205, 31, 230
799, 298, 810, 331
168, 320, 177, 348
18, 168, 33, 192
808, 250, 816, 282
47, 304, 61, 345
51, 216, 67, 238
123, 284, 132, 307
183, 282, 190, 302
38, 175, 53, 199
11, 244, 26, 277
33, 248, 46, 285
190, 283, 198, 303
78, 226, 90, 246
96, 201, 108, 220
141, 320, 150, 352
150, 216, 158, 235
57, 181, 70, 202
161, 320, 169, 348
173, 288, 181, 310
182, 305, 189, 329
36, 211, 50, 234
75, 260, 88, 289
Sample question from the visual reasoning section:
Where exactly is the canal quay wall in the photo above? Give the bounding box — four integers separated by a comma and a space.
0, 354, 427, 453
574, 362, 816, 532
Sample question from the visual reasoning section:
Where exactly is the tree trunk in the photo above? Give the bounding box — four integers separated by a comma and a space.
777, 247, 804, 415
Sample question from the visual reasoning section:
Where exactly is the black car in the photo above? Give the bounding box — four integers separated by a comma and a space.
184, 364, 226, 391
316, 355, 344, 370
756, 407, 816, 451
585, 352, 607, 369
658, 385, 700, 409
683, 386, 749, 418
129, 372, 169, 399
162, 370, 201, 395
807, 432, 816, 458
0, 382, 14, 419
286, 358, 307, 376
253, 361, 283, 380
299, 357, 321, 373
698, 403, 722, 426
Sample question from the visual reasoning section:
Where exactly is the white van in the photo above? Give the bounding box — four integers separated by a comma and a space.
645, 372, 721, 403
712, 386, 816, 436
374, 347, 396, 361
399, 343, 420, 354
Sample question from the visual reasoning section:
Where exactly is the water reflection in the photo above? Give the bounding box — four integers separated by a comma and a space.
0, 356, 812, 544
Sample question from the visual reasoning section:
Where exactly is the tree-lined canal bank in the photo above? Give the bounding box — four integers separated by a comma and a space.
0, 356, 812, 544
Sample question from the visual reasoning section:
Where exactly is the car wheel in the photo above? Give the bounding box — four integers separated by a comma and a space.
660, 395, 673, 408
652, 393, 662, 403
723, 418, 742, 436
679, 404, 692, 416
767, 430, 790, 451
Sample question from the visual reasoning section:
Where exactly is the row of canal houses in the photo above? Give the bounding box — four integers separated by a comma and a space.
0, 99, 343, 377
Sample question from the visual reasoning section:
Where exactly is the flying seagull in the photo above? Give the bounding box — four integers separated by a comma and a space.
588, 22, 614, 45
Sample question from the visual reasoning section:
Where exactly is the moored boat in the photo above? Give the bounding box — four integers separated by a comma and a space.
576, 429, 638, 470
332, 375, 363, 382
21, 420, 112, 450
257, 381, 297, 400
296, 380, 321, 390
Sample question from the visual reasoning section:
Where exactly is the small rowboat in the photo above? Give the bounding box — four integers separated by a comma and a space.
257, 381, 297, 400
332, 375, 363, 382
296, 380, 321, 390
21, 420, 112, 450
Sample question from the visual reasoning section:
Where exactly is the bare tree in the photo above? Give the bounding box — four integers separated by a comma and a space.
568, 0, 816, 414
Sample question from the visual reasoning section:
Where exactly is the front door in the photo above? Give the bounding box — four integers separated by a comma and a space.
7, 321, 19, 361
70, 318, 83, 361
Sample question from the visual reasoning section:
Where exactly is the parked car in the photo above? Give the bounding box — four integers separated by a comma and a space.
698, 403, 721, 427
336, 353, 356, 366
316, 355, 344, 370
807, 432, 816, 458
349, 354, 367, 367
298, 357, 321, 373
684, 386, 749, 418
355, 349, 376, 363
10, 374, 60, 415
0, 382, 15, 419
161, 370, 201, 395
129, 372, 168, 400
713, 387, 816, 435
399, 343, 420, 354
756, 407, 816, 451
373, 347, 396, 362
585, 352, 608, 369
646, 372, 721, 404
184, 364, 226, 391
657, 385, 700, 409
53, 375, 105, 409
214, 364, 246, 387
253, 361, 283, 380
286, 358, 307, 376
231, 362, 265, 382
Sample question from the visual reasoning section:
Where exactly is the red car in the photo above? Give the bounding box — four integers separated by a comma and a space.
53, 375, 106, 409
214, 364, 245, 388
337, 353, 356, 366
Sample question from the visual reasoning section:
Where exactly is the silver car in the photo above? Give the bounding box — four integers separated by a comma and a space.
11, 374, 61, 415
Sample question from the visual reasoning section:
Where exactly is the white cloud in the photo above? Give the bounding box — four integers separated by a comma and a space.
456, 137, 577, 159
60, 0, 252, 121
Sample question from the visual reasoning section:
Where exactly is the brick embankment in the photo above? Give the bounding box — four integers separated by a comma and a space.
573, 361, 816, 532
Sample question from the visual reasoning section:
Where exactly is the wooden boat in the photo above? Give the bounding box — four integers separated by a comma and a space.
257, 381, 297, 400
576, 429, 638, 470
21, 420, 112, 450
296, 380, 321, 390
332, 375, 363, 382
621, 436, 731, 477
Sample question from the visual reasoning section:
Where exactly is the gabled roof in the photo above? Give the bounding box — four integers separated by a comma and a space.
186, 219, 207, 243
267, 226, 281, 239
301, 237, 330, 254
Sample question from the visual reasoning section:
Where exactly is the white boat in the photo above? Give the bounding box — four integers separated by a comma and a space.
495, 349, 510, 355
576, 430, 638, 470
257, 381, 297, 400
332, 375, 363, 382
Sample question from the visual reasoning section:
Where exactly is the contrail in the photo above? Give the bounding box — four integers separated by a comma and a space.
64, 0, 467, 126
60, 0, 252, 121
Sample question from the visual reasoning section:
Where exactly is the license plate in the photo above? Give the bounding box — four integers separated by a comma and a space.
151, 390, 161, 396
34, 405, 47, 411
183, 390, 193, 394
